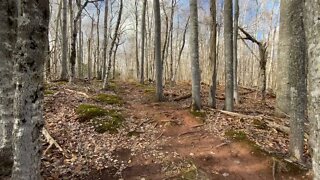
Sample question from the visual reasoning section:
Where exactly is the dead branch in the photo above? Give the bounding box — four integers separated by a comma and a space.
173, 94, 192, 101
64, 88, 90, 98
42, 128, 65, 156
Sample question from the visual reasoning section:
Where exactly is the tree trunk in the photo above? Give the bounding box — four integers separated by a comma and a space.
305, 1, 320, 177
276, 0, 291, 115
135, 0, 140, 79
286, 0, 307, 163
140, 0, 147, 84
153, 0, 163, 101
0, 0, 16, 175
224, 0, 234, 111
233, 0, 239, 104
103, 0, 123, 89
208, 0, 217, 108
189, 0, 201, 111
102, 0, 109, 79
96, 4, 101, 79
11, 0, 49, 179
60, 0, 68, 81
77, 0, 83, 79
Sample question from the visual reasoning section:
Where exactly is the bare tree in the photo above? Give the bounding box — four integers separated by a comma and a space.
60, 0, 68, 81
11, 0, 49, 178
224, 0, 234, 111
153, 0, 163, 101
140, 0, 147, 84
208, 0, 217, 108
233, 0, 239, 104
103, 0, 123, 89
102, 0, 109, 79
189, 0, 201, 111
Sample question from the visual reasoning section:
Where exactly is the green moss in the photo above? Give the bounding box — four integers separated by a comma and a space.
252, 119, 268, 129
44, 90, 55, 95
92, 110, 124, 133
93, 94, 123, 105
76, 104, 108, 122
225, 130, 247, 141
144, 88, 155, 94
179, 164, 198, 180
190, 110, 206, 118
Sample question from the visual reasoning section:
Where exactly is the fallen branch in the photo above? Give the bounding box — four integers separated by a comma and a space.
217, 110, 310, 139
42, 128, 65, 156
173, 94, 191, 101
64, 88, 90, 98
178, 130, 201, 137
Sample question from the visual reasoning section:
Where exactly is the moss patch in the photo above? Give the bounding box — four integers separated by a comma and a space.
44, 90, 55, 95
92, 110, 124, 133
76, 104, 108, 122
93, 94, 123, 105
190, 110, 206, 118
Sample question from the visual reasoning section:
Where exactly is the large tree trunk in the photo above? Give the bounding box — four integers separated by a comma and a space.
103, 0, 123, 89
60, 0, 68, 81
140, 0, 147, 84
286, 0, 307, 163
233, 0, 239, 104
189, 0, 201, 111
208, 0, 217, 108
0, 0, 16, 175
224, 0, 234, 111
102, 0, 109, 79
153, 0, 163, 101
275, 0, 291, 116
77, 0, 83, 79
11, 0, 49, 179
304, 1, 320, 177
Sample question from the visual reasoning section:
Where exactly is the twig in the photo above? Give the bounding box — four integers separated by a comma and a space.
42, 128, 66, 157
156, 132, 164, 139
178, 130, 201, 137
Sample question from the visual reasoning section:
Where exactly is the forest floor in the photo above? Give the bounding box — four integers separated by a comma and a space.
41, 79, 313, 180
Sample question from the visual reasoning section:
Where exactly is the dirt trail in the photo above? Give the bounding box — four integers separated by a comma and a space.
95, 81, 309, 180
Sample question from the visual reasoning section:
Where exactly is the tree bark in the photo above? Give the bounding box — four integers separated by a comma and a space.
208, 0, 217, 108
224, 0, 234, 111
233, 0, 239, 104
140, 0, 147, 84
189, 0, 201, 111
304, 1, 320, 177
102, 0, 109, 79
153, 0, 164, 101
276, 0, 291, 115
135, 0, 139, 79
11, 0, 49, 179
0, 0, 16, 175
60, 0, 68, 81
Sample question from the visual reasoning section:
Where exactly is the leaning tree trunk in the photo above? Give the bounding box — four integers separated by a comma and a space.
103, 0, 123, 89
189, 0, 201, 111
11, 0, 49, 179
153, 0, 164, 101
208, 0, 217, 108
224, 0, 234, 111
304, 1, 320, 177
140, 0, 147, 84
0, 0, 16, 175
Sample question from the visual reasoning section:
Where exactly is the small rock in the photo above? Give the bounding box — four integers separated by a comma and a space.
190, 153, 194, 156
222, 172, 229, 177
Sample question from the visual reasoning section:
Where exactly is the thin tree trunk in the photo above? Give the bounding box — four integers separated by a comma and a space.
102, 0, 109, 79
60, 0, 68, 81
189, 0, 201, 111
135, 0, 139, 79
153, 0, 163, 101
77, 0, 83, 78
208, 0, 217, 108
233, 0, 239, 104
140, 0, 147, 84
224, 0, 234, 111
11, 0, 49, 179
103, 0, 123, 89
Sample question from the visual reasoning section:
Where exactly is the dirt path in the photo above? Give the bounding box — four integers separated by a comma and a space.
90, 81, 309, 180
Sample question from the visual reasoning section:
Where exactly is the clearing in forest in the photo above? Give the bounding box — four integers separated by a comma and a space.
41, 80, 312, 180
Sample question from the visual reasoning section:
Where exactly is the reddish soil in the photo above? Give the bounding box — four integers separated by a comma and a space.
85, 81, 311, 180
